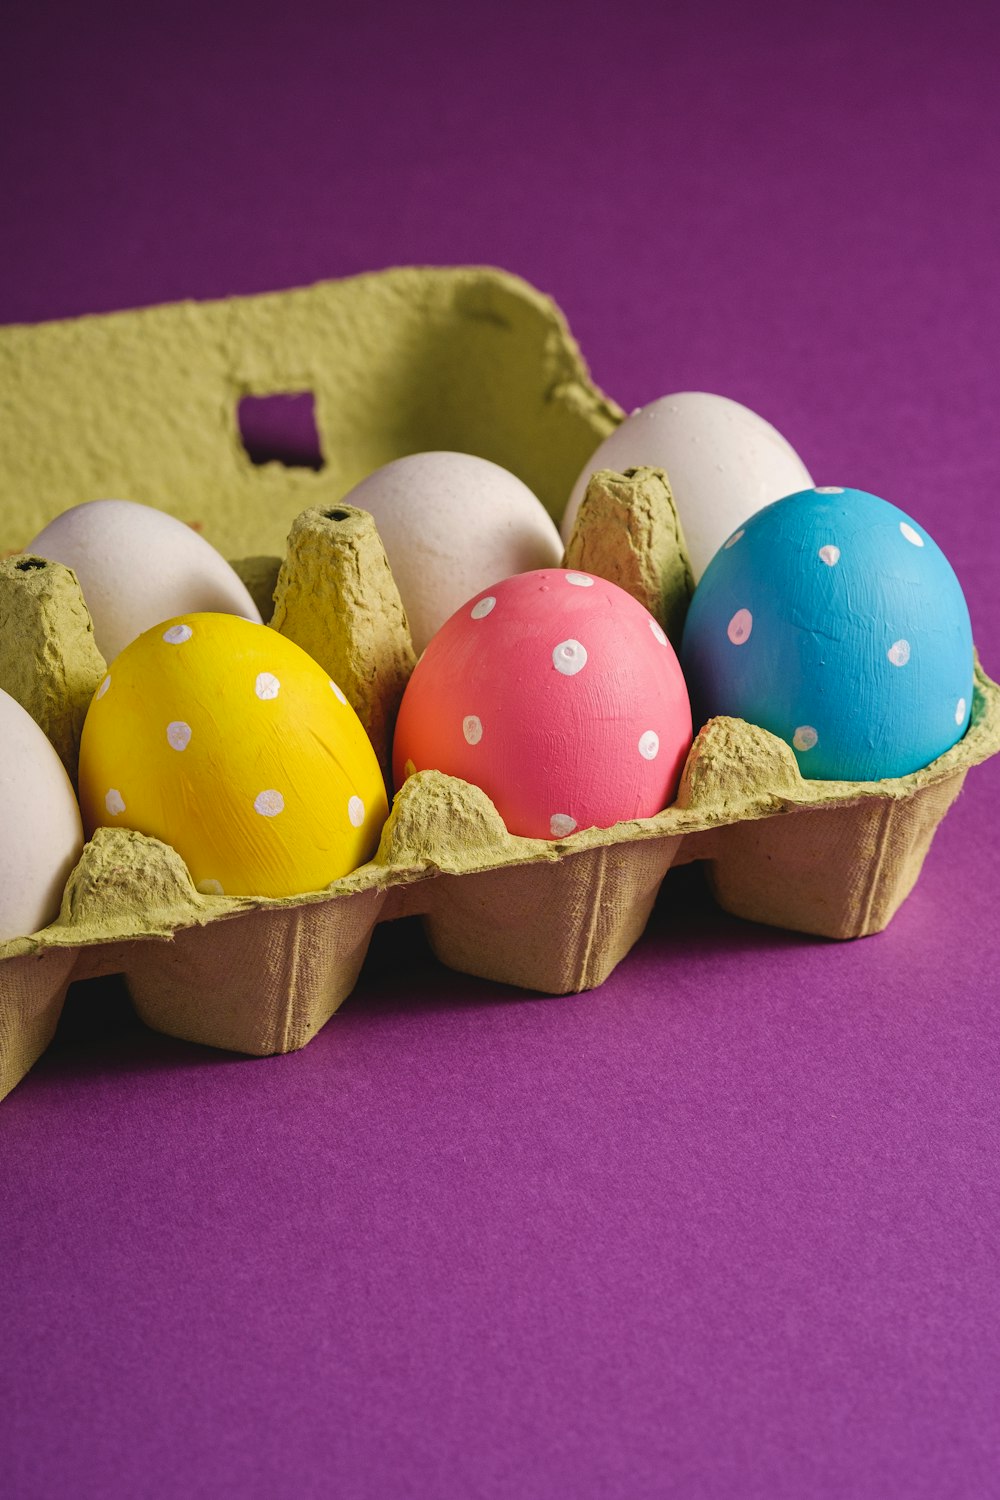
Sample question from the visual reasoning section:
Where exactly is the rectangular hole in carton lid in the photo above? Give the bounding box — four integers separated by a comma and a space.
238, 391, 325, 471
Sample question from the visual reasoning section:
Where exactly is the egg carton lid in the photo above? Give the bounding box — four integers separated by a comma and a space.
0, 265, 622, 559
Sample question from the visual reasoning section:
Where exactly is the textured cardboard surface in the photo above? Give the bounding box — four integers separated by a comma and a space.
0, 267, 621, 558
270, 505, 416, 782
0, 555, 105, 776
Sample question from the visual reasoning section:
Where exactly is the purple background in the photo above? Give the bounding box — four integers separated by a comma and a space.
2, 3, 999, 1496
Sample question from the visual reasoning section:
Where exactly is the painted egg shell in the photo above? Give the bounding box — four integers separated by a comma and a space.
78, 614, 388, 898
0, 688, 84, 942
392, 570, 693, 839
680, 487, 975, 781
561, 392, 812, 581
25, 498, 262, 663
340, 451, 563, 653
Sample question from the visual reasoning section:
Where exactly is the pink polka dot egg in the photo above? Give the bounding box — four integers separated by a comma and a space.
78, 613, 389, 898
392, 570, 693, 839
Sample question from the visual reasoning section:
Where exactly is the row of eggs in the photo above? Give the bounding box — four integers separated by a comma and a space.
1, 393, 974, 941
20, 390, 815, 664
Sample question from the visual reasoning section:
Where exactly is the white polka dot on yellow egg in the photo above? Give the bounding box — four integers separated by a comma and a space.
78, 613, 388, 899
166, 720, 191, 751
254, 789, 284, 818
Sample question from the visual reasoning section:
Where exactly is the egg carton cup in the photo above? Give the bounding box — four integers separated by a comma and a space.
1, 267, 998, 1104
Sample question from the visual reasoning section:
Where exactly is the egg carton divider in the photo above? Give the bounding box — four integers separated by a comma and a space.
1, 267, 998, 1102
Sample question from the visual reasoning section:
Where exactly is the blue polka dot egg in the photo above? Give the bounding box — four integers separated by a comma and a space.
680, 487, 974, 781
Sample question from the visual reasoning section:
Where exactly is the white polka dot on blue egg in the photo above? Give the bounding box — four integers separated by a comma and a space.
680, 487, 975, 781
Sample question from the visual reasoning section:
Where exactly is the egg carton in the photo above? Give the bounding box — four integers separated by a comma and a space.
1, 266, 998, 1104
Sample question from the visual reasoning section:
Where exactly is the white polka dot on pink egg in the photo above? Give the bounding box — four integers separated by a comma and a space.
391, 569, 693, 839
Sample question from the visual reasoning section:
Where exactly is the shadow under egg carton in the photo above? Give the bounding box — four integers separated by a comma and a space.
1, 268, 998, 1105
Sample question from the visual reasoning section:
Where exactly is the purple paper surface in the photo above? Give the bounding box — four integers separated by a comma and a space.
2, 3, 999, 1497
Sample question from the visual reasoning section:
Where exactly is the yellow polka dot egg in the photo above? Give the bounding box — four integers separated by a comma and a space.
78, 614, 388, 898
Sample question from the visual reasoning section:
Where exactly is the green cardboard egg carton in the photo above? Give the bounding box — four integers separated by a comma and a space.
1, 266, 998, 1104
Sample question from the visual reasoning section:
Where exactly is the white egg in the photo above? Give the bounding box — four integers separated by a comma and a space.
25, 499, 262, 662
0, 689, 84, 942
561, 392, 813, 581
340, 452, 563, 652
